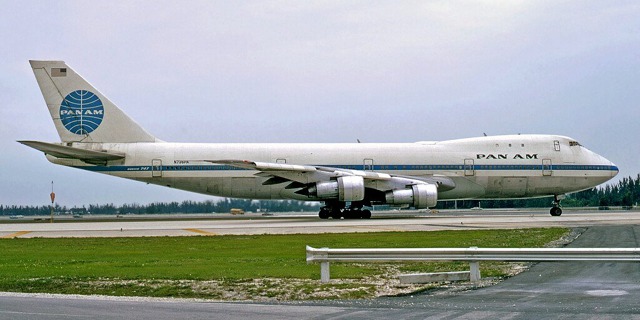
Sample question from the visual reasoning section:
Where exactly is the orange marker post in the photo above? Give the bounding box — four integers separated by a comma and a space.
50, 182, 55, 223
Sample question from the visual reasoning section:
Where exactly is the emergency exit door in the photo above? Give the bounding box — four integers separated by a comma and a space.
152, 159, 162, 177
363, 159, 374, 171
542, 159, 552, 176
464, 159, 475, 176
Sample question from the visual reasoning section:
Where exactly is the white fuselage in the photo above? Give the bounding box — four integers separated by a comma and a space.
47, 134, 618, 202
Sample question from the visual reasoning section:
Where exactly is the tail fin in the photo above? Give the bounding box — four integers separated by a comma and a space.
29, 60, 157, 143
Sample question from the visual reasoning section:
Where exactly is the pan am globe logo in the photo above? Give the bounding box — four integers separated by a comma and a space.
60, 90, 104, 135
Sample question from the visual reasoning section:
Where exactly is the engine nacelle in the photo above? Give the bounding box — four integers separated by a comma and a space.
313, 181, 339, 198
309, 176, 365, 202
337, 176, 365, 201
385, 184, 438, 208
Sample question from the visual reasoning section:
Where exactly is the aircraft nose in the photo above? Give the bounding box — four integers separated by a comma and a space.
600, 153, 619, 178
590, 148, 618, 179
609, 160, 619, 178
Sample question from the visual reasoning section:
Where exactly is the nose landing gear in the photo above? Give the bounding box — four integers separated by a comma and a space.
550, 194, 564, 216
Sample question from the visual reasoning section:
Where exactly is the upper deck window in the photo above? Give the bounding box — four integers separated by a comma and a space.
554, 140, 560, 151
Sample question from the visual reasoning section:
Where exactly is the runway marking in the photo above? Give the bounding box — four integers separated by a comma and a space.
349, 226, 404, 232
0, 311, 86, 318
586, 290, 628, 296
1, 231, 31, 238
184, 228, 217, 236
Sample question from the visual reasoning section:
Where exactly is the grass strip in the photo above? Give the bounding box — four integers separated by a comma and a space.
0, 228, 567, 300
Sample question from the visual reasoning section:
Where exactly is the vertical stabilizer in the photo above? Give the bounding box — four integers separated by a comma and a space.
29, 60, 157, 143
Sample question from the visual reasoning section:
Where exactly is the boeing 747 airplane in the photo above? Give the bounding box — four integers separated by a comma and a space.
20, 61, 619, 218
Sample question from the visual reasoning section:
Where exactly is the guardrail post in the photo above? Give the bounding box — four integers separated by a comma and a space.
307, 246, 331, 283
468, 247, 481, 284
320, 261, 330, 283
469, 261, 480, 283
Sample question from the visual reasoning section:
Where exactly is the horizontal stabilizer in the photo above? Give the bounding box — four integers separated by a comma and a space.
19, 140, 124, 164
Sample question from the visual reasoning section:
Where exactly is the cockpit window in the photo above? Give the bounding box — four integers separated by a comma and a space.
569, 141, 582, 147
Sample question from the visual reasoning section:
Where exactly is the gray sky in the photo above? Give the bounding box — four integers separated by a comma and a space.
1, 1, 639, 207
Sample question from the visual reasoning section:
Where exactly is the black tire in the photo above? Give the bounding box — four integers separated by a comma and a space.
346, 209, 359, 219
550, 207, 563, 216
319, 209, 330, 219
361, 209, 372, 219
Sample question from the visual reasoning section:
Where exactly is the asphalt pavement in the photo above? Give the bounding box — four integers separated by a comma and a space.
3, 210, 640, 237
1, 225, 640, 319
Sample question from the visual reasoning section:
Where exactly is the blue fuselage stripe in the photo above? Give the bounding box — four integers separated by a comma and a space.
76, 164, 619, 173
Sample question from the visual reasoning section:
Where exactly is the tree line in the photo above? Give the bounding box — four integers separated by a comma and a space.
437, 174, 640, 209
2, 175, 638, 216
0, 199, 321, 216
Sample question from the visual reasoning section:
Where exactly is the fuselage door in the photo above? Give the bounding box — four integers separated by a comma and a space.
152, 159, 162, 178
363, 158, 374, 171
542, 159, 552, 176
464, 159, 474, 176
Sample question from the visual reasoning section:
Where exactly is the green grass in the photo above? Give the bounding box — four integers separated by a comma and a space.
0, 228, 568, 300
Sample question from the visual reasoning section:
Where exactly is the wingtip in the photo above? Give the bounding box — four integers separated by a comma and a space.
17, 140, 36, 146
29, 60, 66, 68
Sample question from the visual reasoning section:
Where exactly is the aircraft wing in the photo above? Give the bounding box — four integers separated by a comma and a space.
19, 140, 125, 165
212, 160, 392, 180
213, 160, 317, 173
208, 160, 455, 192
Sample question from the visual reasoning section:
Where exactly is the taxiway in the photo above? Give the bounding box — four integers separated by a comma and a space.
1, 224, 639, 319
1, 209, 640, 238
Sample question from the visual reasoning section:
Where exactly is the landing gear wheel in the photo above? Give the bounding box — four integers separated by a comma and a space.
331, 208, 342, 220
550, 207, 562, 216
550, 195, 563, 216
319, 201, 372, 220
320, 201, 345, 220
345, 209, 360, 219
318, 207, 330, 219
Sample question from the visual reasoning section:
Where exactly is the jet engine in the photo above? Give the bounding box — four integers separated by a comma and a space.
309, 176, 365, 201
385, 184, 437, 208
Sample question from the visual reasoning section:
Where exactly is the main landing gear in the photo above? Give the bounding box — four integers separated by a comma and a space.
550, 194, 563, 216
318, 201, 372, 219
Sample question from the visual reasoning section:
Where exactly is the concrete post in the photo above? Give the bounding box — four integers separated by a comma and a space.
320, 261, 330, 283
469, 261, 481, 284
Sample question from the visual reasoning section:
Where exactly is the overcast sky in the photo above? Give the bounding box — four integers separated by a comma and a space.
1, 1, 639, 207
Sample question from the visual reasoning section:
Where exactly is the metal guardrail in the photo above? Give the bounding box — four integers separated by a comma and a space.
306, 246, 640, 283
